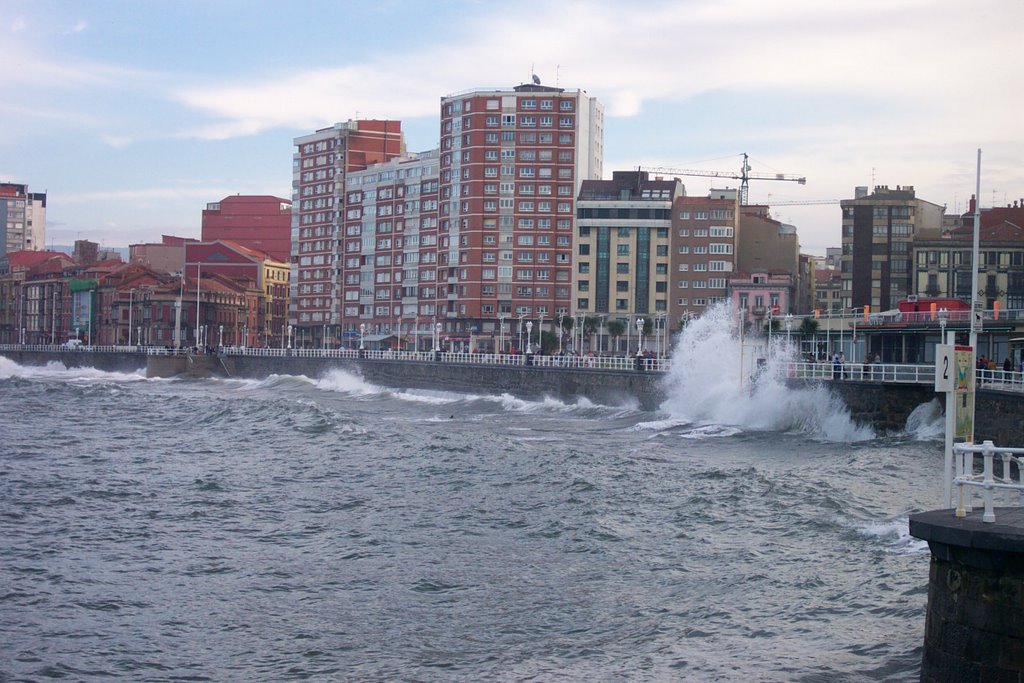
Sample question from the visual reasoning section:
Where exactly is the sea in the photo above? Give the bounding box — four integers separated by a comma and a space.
0, 306, 947, 682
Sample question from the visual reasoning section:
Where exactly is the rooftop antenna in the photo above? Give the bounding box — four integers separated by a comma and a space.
556, 64, 561, 87
871, 167, 876, 188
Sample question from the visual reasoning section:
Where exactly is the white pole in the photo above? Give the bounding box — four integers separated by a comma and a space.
128, 288, 134, 346
970, 148, 982, 357
195, 264, 201, 348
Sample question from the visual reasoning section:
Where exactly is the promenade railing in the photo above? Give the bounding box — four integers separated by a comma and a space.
952, 441, 1024, 523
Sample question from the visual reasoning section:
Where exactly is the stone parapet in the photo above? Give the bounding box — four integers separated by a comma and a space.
910, 508, 1024, 682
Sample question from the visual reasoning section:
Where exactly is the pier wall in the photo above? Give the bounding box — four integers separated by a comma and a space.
0, 349, 147, 374
217, 355, 667, 411
3, 349, 1023, 438
910, 509, 1024, 682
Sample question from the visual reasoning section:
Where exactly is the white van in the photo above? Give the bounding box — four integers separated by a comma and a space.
64, 339, 83, 349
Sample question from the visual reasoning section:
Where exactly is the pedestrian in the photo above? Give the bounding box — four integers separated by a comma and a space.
839, 352, 847, 379
1004, 357, 1013, 373
832, 351, 841, 380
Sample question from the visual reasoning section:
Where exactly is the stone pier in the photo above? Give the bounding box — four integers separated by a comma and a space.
909, 508, 1024, 681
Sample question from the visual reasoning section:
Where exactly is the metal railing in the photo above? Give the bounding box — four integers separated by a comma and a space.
787, 361, 936, 384
952, 441, 1024, 523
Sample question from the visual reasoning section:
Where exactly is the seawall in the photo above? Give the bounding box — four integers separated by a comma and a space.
4, 349, 1023, 439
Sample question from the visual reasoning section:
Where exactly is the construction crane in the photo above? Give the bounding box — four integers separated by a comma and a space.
641, 153, 806, 205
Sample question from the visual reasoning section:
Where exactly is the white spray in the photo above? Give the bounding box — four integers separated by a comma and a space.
659, 303, 874, 441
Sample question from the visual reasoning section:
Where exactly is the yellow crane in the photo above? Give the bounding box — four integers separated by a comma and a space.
641, 153, 806, 205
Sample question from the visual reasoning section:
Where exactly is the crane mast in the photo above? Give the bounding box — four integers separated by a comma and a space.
640, 153, 806, 205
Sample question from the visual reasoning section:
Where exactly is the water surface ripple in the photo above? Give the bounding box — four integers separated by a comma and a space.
0, 362, 937, 681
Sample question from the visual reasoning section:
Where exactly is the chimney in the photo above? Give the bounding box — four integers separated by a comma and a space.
968, 194, 977, 214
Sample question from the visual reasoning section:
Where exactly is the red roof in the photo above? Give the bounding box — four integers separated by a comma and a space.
7, 250, 66, 268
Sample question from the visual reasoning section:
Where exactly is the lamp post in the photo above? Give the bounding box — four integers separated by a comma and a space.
242, 324, 247, 349
499, 314, 506, 355
938, 307, 949, 343
137, 326, 141, 347
785, 313, 793, 347
194, 264, 202, 349
359, 323, 366, 351
635, 317, 644, 357
525, 320, 533, 354
127, 288, 135, 346
434, 321, 442, 352
557, 313, 564, 354
219, 324, 224, 348
287, 324, 293, 350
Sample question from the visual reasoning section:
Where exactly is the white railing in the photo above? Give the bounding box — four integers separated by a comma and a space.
952, 441, 1024, 523
787, 361, 936, 384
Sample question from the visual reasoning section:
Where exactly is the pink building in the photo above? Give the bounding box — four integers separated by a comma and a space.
729, 270, 795, 324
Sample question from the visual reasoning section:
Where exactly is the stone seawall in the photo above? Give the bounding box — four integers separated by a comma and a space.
218, 355, 668, 411
3, 349, 1022, 439
786, 379, 939, 434
0, 350, 147, 374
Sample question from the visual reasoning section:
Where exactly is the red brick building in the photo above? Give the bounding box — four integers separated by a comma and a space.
434, 84, 603, 349
202, 195, 292, 264
291, 120, 404, 344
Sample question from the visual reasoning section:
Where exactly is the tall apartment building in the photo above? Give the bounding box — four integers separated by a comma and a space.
575, 171, 680, 348
340, 151, 440, 350
202, 195, 292, 263
670, 189, 741, 323
435, 83, 603, 346
291, 120, 404, 344
839, 185, 945, 312
0, 183, 46, 255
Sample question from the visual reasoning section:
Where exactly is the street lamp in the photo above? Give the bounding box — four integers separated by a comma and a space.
434, 321, 442, 352
499, 314, 506, 355
219, 324, 224, 348
127, 288, 135, 346
938, 307, 949, 343
242, 324, 247, 348
635, 317, 644, 357
557, 313, 564, 354
785, 313, 793, 346
525, 320, 533, 354
287, 324, 293, 349
359, 323, 366, 351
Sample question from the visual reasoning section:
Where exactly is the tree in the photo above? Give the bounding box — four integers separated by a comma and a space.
799, 317, 819, 335
607, 320, 625, 354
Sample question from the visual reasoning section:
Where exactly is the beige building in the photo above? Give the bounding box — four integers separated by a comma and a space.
575, 171, 680, 350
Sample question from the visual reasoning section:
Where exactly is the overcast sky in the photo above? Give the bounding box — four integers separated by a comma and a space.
3, 0, 1021, 256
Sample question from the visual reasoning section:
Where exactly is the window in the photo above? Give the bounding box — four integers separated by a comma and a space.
617, 244, 630, 256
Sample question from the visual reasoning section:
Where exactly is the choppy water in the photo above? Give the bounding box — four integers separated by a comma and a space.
1, 311, 946, 681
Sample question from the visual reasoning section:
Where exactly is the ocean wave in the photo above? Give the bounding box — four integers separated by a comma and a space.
0, 356, 145, 383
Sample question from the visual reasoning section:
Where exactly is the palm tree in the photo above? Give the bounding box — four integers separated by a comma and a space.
607, 320, 625, 354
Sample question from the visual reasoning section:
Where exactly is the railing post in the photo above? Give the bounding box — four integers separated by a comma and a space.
981, 440, 996, 523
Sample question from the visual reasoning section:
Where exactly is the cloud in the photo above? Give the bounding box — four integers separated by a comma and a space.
167, 0, 1024, 146
100, 134, 134, 149
68, 19, 87, 34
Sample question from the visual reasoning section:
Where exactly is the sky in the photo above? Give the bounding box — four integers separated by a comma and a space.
2, 0, 1022, 257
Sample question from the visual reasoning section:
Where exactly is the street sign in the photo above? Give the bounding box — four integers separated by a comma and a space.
935, 344, 955, 392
